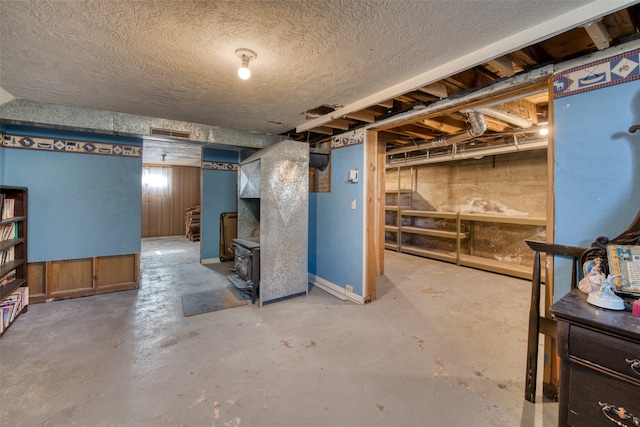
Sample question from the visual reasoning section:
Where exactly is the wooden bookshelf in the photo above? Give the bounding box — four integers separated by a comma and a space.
1, 185, 28, 336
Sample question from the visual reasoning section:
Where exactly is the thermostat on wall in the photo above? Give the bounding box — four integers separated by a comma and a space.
348, 169, 358, 183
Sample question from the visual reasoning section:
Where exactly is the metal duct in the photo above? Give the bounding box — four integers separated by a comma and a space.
386, 138, 547, 168
387, 111, 487, 156
309, 152, 329, 171
429, 110, 487, 147
475, 107, 533, 129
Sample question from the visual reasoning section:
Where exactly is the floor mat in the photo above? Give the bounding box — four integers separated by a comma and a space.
181, 286, 249, 317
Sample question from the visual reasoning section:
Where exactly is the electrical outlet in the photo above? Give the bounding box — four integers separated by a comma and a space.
346, 284, 353, 293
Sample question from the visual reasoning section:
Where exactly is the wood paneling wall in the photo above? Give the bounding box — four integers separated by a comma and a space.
27, 254, 139, 303
142, 165, 201, 237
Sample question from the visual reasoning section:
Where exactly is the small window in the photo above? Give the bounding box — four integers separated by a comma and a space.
142, 166, 172, 197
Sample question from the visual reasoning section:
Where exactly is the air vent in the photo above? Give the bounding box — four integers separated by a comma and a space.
150, 128, 191, 140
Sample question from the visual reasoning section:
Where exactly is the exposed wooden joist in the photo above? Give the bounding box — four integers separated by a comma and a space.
482, 117, 512, 132
325, 118, 354, 130
419, 83, 448, 99
488, 56, 515, 76
406, 91, 437, 103
309, 126, 335, 135
344, 110, 376, 123
391, 124, 437, 140
377, 99, 394, 109
604, 9, 635, 39
502, 98, 542, 123
422, 117, 465, 134
582, 19, 610, 50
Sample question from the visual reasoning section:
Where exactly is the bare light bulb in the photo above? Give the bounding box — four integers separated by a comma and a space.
235, 48, 256, 81
539, 127, 549, 136
238, 63, 251, 80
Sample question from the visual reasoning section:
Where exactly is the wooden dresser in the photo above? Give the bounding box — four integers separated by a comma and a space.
551, 289, 640, 426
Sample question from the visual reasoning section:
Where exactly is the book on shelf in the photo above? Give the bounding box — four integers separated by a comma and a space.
1, 246, 15, 266
0, 222, 17, 242
0, 269, 17, 287
0, 286, 28, 333
1, 198, 15, 220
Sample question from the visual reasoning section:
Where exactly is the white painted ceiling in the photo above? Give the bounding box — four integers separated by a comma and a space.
0, 0, 626, 142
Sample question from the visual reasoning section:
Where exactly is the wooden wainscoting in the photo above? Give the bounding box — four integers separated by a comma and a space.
27, 253, 139, 303
142, 165, 201, 237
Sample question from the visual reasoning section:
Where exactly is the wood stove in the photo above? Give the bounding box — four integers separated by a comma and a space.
228, 237, 260, 304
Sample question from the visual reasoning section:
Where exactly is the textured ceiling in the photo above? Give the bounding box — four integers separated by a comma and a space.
0, 0, 619, 138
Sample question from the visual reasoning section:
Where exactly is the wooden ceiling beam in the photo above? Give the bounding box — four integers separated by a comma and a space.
482, 117, 511, 132
422, 117, 465, 134
604, 9, 635, 39
407, 91, 436, 103
325, 118, 354, 130
392, 124, 437, 140
488, 56, 515, 77
309, 126, 335, 135
582, 19, 610, 50
418, 82, 448, 99
343, 110, 376, 123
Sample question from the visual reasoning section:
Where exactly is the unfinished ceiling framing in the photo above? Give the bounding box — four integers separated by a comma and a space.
0, 1, 639, 166
285, 6, 640, 164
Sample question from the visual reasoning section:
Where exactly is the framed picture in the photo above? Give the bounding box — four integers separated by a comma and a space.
606, 244, 640, 295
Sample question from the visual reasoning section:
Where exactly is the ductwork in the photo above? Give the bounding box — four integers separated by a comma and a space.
467, 107, 533, 129
387, 138, 548, 168
429, 110, 487, 147
309, 152, 329, 171
386, 111, 487, 156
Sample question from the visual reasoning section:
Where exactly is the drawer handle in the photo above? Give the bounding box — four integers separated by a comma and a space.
599, 402, 640, 426
627, 358, 640, 376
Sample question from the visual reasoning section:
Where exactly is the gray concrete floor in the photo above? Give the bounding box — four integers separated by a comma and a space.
0, 236, 558, 426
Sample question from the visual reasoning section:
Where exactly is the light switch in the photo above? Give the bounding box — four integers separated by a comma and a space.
348, 169, 358, 183
351, 199, 356, 210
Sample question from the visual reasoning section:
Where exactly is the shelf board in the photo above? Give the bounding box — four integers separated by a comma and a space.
0, 216, 26, 226
385, 189, 412, 194
390, 246, 533, 280
384, 225, 399, 233
459, 213, 546, 226
385, 205, 413, 211
0, 277, 27, 300
0, 259, 24, 277
0, 238, 24, 252
400, 245, 458, 263
401, 210, 458, 220
401, 226, 466, 239
384, 243, 398, 251
458, 254, 532, 279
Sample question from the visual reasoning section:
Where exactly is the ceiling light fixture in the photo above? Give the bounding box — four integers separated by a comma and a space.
538, 122, 549, 136
235, 48, 257, 80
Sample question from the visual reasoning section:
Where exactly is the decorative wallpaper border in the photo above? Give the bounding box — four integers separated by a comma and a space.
1, 132, 142, 157
554, 48, 640, 98
331, 129, 364, 149
202, 160, 238, 171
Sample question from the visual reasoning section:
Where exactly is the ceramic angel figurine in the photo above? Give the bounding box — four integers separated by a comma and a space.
587, 274, 625, 310
578, 256, 606, 293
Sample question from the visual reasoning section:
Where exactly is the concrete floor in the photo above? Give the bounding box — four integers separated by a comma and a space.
0, 236, 558, 426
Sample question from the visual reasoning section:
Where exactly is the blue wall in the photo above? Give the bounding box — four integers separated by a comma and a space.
1, 125, 142, 262
553, 80, 640, 299
309, 143, 364, 295
201, 148, 238, 261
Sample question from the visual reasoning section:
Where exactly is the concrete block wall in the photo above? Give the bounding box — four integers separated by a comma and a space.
386, 149, 547, 267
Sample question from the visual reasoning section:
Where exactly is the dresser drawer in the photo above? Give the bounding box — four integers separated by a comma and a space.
570, 325, 640, 380
568, 363, 640, 427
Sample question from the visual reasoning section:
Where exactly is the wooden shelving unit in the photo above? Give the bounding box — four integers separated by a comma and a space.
1, 185, 28, 336
384, 205, 545, 279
